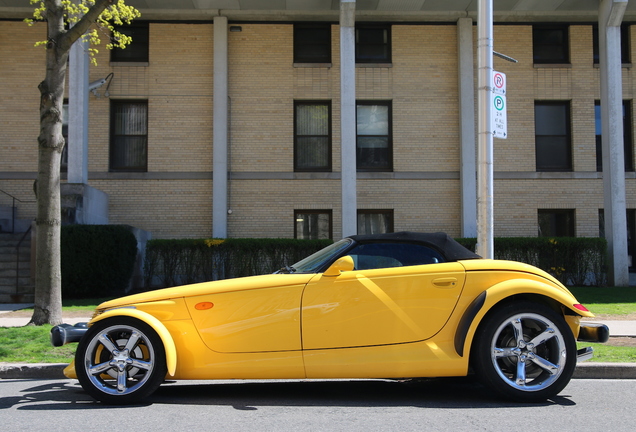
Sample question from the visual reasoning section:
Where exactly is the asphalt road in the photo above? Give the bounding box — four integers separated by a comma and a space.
1, 378, 634, 431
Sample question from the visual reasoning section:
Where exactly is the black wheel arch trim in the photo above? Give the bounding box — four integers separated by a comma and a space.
454, 290, 487, 357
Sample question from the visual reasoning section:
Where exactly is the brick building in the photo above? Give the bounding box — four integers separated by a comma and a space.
1, 1, 635, 286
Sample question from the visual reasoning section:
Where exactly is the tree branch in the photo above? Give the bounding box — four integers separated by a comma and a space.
58, 0, 115, 52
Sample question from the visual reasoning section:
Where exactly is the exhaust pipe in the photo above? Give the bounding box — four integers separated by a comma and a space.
50, 323, 88, 347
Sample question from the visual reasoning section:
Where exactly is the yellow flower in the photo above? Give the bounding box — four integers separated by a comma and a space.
204, 239, 225, 248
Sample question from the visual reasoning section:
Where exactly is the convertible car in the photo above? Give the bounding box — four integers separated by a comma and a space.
52, 232, 608, 404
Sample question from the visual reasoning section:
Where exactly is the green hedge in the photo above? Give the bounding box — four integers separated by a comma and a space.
456, 237, 607, 286
144, 238, 332, 288
61, 225, 138, 298
145, 236, 607, 289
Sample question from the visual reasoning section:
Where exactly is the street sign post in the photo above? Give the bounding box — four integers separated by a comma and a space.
492, 71, 507, 139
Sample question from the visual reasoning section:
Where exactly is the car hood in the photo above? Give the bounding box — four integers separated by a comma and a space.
97, 273, 317, 311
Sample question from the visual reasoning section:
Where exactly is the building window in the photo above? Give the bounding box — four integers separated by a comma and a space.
110, 100, 148, 172
538, 210, 575, 237
294, 101, 331, 172
357, 101, 392, 171
535, 101, 572, 171
61, 101, 68, 172
595, 100, 634, 172
599, 209, 636, 269
357, 210, 394, 235
111, 22, 149, 63
593, 24, 631, 64
294, 24, 331, 63
533, 25, 569, 64
294, 210, 332, 240
356, 24, 391, 63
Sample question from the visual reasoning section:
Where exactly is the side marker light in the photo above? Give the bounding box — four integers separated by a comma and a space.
195, 302, 214, 310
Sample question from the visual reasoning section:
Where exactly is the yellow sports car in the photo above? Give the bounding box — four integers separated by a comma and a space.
51, 232, 608, 404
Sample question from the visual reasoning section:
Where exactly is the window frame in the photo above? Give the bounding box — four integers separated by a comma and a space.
592, 23, 631, 65
595, 100, 634, 172
294, 209, 333, 240
599, 209, 636, 270
109, 99, 149, 172
534, 101, 573, 172
110, 22, 149, 63
294, 100, 332, 172
61, 99, 68, 172
357, 209, 394, 235
538, 209, 576, 237
293, 23, 332, 64
532, 25, 570, 64
355, 24, 392, 64
356, 100, 393, 172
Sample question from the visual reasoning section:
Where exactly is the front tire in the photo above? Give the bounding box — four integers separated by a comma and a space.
471, 301, 577, 402
75, 317, 167, 404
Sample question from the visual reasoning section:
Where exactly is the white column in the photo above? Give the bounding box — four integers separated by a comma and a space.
340, 0, 357, 238
476, 0, 494, 258
68, 38, 89, 184
599, 0, 629, 286
213, 16, 229, 238
458, 17, 477, 239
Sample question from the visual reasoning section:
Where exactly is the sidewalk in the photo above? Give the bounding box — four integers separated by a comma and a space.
1, 304, 635, 380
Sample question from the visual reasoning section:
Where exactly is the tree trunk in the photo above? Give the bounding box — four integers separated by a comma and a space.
28, 0, 122, 325
29, 2, 68, 326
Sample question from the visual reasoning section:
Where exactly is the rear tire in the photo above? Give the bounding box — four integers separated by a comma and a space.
75, 317, 167, 404
471, 301, 577, 402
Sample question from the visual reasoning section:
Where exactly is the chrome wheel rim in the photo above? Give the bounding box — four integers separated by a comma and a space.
490, 312, 567, 392
83, 324, 155, 397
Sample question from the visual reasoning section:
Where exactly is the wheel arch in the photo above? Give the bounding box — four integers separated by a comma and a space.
91, 308, 177, 376
455, 278, 588, 358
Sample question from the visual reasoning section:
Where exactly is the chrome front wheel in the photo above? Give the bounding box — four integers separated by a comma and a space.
75, 317, 167, 404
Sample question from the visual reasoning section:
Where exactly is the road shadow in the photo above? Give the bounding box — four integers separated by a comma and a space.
1, 377, 575, 411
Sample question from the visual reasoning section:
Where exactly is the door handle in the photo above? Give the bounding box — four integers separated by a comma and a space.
432, 277, 458, 287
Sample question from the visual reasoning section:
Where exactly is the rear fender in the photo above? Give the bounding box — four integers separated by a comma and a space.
456, 278, 593, 357
90, 308, 178, 376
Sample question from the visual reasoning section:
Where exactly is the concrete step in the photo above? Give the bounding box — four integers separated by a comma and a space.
0, 293, 35, 303
0, 264, 32, 276
0, 275, 33, 286
0, 233, 34, 301
0, 244, 31, 252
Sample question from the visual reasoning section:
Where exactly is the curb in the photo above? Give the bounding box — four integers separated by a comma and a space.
572, 362, 636, 379
0, 363, 68, 380
1, 362, 635, 381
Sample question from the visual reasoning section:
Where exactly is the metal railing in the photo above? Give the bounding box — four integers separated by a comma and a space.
0, 189, 35, 234
15, 225, 33, 297
0, 189, 36, 297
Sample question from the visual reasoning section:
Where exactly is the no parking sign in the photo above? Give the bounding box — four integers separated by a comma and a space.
492, 71, 507, 139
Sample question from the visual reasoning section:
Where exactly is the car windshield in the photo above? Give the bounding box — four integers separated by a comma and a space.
288, 238, 353, 273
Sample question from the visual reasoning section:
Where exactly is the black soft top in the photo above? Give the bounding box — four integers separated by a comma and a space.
348, 231, 481, 262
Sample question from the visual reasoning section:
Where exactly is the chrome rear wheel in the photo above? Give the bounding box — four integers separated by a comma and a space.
472, 302, 576, 402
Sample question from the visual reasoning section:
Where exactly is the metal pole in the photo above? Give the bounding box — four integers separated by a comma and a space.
476, 0, 494, 259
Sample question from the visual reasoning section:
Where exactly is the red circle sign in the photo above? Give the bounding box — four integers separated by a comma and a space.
494, 72, 505, 89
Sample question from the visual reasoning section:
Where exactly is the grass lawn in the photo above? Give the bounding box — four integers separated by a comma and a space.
1, 290, 635, 364
0, 324, 75, 363
569, 286, 636, 316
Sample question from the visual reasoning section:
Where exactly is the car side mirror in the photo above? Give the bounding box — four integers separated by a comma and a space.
323, 255, 354, 277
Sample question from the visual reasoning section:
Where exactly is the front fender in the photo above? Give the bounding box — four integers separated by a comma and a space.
91, 308, 178, 377
457, 278, 594, 357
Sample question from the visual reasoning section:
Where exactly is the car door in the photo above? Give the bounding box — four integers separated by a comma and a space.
301, 242, 466, 350
185, 274, 314, 353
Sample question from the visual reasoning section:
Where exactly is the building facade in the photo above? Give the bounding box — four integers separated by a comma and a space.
1, 1, 635, 281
